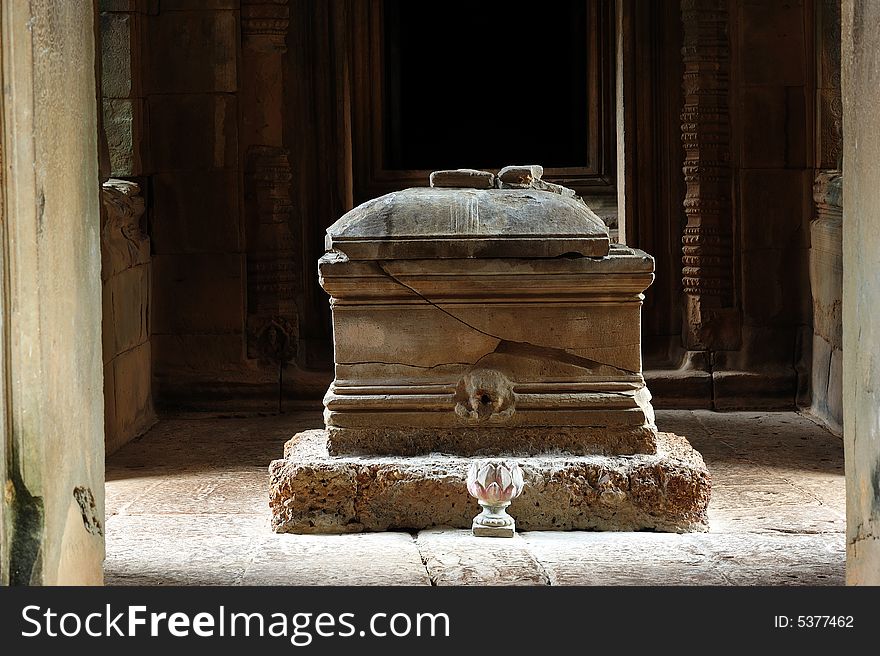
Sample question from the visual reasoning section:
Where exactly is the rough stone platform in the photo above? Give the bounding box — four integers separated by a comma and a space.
268, 430, 711, 534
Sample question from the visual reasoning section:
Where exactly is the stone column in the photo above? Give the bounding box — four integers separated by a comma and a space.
1, 0, 105, 584
680, 0, 739, 350
241, 0, 299, 364
842, 0, 880, 584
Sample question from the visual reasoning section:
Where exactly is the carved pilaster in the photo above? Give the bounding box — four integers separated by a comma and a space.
241, 0, 298, 363
245, 146, 299, 362
811, 170, 842, 341
680, 0, 739, 350
241, 0, 290, 53
817, 0, 842, 169
809, 170, 842, 431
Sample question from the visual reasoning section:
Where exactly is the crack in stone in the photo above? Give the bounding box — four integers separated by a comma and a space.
377, 263, 638, 376
493, 339, 636, 375
338, 360, 475, 370
524, 542, 553, 586
411, 533, 439, 586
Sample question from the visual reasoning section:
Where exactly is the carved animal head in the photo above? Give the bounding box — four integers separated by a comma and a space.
454, 368, 515, 421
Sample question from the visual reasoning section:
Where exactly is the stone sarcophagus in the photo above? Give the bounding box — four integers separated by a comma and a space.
320, 178, 656, 456
269, 167, 710, 534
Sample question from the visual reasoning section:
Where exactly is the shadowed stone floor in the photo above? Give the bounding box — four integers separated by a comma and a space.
105, 410, 845, 585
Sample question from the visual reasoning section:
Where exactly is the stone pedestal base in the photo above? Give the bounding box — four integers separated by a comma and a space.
269, 430, 711, 533
472, 521, 516, 538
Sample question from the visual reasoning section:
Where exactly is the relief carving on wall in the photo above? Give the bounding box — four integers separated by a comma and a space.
245, 145, 299, 363
818, 0, 842, 169
100, 179, 148, 281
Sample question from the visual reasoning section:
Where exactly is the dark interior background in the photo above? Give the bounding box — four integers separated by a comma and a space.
382, 0, 590, 170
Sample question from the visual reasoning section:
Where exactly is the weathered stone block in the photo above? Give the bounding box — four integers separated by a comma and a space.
151, 333, 244, 373
738, 0, 806, 86
112, 342, 156, 451
147, 94, 238, 171
711, 369, 797, 410
109, 264, 151, 355
645, 367, 713, 409
741, 247, 808, 326
151, 170, 241, 253
738, 86, 787, 168
497, 164, 543, 187
102, 281, 115, 364
739, 169, 809, 250
144, 10, 237, 94
101, 11, 140, 98
104, 361, 118, 447
103, 98, 145, 177
320, 247, 656, 456
151, 254, 244, 334
269, 430, 710, 533
429, 168, 495, 188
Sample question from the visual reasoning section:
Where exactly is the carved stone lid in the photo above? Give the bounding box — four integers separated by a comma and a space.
326, 179, 611, 260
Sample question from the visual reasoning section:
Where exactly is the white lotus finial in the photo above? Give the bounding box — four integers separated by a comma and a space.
466, 460, 524, 537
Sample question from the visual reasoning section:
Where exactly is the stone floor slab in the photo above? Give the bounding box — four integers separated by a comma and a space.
687, 533, 845, 586
521, 531, 730, 585
708, 505, 846, 534
104, 476, 164, 517
415, 529, 548, 585
710, 483, 822, 510
241, 533, 431, 586
123, 469, 269, 515
105, 514, 268, 586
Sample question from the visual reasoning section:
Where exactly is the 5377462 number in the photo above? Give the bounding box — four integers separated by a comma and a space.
775, 616, 854, 628
798, 616, 853, 628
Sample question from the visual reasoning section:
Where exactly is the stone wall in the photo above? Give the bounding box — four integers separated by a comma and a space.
714, 0, 813, 408
1, 0, 105, 584
842, 0, 880, 585
138, 1, 281, 412
100, 2, 155, 453
101, 1, 145, 177
647, 0, 815, 410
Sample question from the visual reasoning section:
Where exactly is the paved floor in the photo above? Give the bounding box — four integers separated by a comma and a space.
105, 410, 846, 585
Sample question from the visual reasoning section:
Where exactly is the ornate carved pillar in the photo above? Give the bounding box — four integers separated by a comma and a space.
680, 0, 739, 350
241, 0, 299, 363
